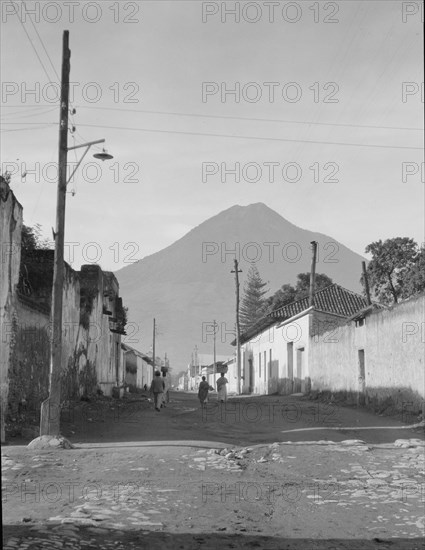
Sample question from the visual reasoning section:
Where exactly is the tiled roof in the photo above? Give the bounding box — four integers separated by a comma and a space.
270, 283, 369, 320
235, 284, 369, 346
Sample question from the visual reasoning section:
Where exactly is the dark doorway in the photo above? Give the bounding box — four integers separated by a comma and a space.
287, 342, 294, 393
294, 347, 305, 393
358, 349, 366, 406
248, 357, 254, 393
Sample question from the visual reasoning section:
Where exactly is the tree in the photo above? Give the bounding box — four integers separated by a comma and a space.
364, 238, 419, 305
293, 272, 333, 300
399, 244, 425, 301
266, 272, 333, 312
21, 223, 51, 252
239, 264, 269, 332
265, 284, 296, 312
19, 223, 53, 297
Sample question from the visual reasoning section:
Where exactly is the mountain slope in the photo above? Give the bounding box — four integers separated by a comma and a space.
115, 203, 366, 368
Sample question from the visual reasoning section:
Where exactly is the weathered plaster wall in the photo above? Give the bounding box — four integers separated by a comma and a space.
136, 357, 152, 390
309, 294, 425, 413
240, 311, 351, 396
241, 314, 310, 395
8, 299, 50, 428
78, 266, 123, 397
0, 179, 23, 441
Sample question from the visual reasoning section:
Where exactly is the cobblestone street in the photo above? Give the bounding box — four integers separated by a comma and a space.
2, 393, 424, 549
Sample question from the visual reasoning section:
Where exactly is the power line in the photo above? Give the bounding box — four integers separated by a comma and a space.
21, 0, 60, 82
1, 120, 422, 150
73, 122, 425, 151
10, 0, 54, 84
1, 124, 54, 133
1, 106, 57, 120
75, 106, 424, 132
2, 104, 422, 133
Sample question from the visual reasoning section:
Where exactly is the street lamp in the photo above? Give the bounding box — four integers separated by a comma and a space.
93, 148, 114, 161
39, 30, 113, 438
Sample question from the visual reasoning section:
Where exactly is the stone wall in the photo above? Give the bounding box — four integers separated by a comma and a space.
0, 177, 23, 442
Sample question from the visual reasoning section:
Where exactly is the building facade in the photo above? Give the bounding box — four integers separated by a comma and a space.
238, 284, 370, 396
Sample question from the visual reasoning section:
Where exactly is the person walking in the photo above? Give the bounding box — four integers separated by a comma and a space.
150, 371, 165, 411
161, 370, 170, 408
198, 376, 214, 408
216, 372, 228, 403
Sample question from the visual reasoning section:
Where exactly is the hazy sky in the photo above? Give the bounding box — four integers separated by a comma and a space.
2, 0, 423, 271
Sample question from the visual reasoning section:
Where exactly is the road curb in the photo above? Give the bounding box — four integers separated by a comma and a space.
71, 440, 232, 450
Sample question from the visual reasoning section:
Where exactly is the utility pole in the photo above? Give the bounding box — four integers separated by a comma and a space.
38, 31, 112, 439
152, 318, 156, 373
362, 261, 372, 305
231, 259, 242, 394
40, 30, 70, 436
309, 241, 318, 308
213, 319, 217, 379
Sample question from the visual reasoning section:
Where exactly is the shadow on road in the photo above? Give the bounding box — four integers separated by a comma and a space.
4, 525, 424, 550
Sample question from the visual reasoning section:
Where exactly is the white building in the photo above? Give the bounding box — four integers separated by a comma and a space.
237, 284, 370, 396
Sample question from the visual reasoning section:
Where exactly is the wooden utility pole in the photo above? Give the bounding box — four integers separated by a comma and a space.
152, 318, 156, 373
40, 30, 70, 436
231, 260, 242, 394
362, 261, 372, 305
309, 241, 318, 308
213, 319, 217, 378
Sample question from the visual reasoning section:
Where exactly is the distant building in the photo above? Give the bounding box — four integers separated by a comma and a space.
121, 344, 154, 392
187, 351, 231, 391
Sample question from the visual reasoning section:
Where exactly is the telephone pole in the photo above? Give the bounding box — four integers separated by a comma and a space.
40, 30, 70, 436
231, 260, 242, 394
152, 318, 156, 373
213, 319, 217, 378
362, 261, 372, 305
38, 31, 112, 438
309, 241, 318, 308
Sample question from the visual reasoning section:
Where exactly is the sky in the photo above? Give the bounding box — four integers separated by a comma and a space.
1, 0, 424, 271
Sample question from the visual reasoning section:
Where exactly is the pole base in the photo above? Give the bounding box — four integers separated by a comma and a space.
27, 435, 74, 450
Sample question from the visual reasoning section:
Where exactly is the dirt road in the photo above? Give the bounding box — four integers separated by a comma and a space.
54, 391, 424, 447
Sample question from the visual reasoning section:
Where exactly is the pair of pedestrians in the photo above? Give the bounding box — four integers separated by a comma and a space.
150, 371, 170, 411
198, 373, 228, 407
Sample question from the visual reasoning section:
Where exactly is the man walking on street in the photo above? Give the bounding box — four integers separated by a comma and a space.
150, 371, 165, 411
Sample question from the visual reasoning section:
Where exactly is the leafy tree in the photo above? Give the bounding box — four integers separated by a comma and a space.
364, 238, 419, 305
402, 245, 425, 299
239, 264, 269, 332
266, 272, 333, 312
293, 272, 333, 300
265, 284, 296, 312
21, 223, 51, 252
19, 224, 53, 296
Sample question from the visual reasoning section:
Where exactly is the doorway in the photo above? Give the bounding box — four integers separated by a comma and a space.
248, 357, 254, 393
287, 342, 294, 393
358, 349, 366, 406
295, 347, 305, 393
